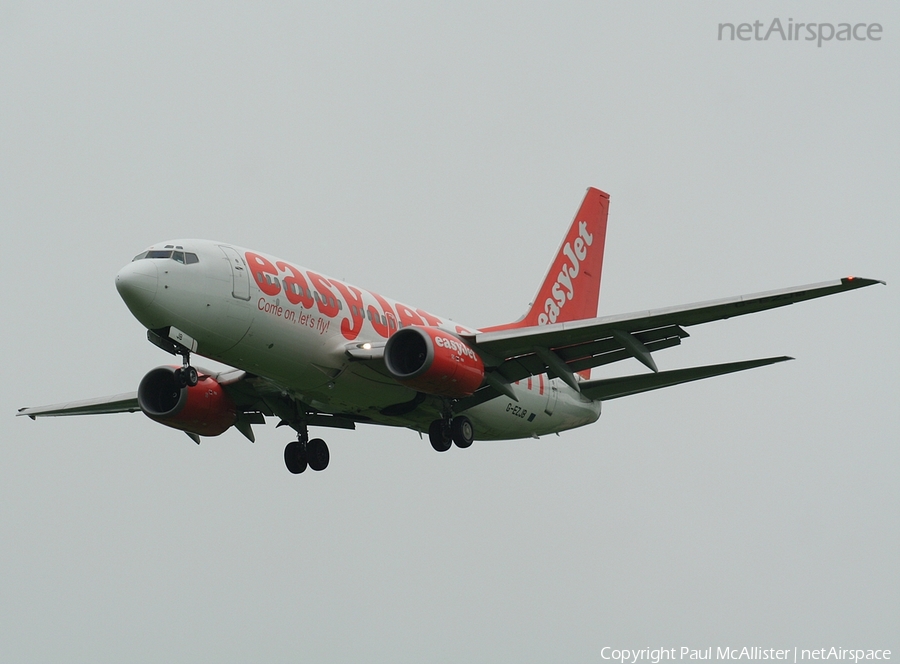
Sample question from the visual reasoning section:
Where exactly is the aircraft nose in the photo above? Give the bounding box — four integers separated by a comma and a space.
116, 259, 159, 314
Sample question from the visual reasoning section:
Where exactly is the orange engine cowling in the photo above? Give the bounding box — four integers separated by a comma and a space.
137, 366, 237, 437
384, 326, 485, 398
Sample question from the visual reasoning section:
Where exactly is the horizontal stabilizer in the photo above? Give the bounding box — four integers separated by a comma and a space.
580, 356, 793, 401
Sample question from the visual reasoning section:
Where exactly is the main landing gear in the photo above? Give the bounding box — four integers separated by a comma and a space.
428, 415, 474, 452
284, 432, 330, 474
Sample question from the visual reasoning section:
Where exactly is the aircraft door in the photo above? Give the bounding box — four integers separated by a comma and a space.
219, 246, 251, 300
385, 310, 398, 335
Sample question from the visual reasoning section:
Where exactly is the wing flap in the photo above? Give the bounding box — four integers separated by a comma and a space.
580, 356, 793, 401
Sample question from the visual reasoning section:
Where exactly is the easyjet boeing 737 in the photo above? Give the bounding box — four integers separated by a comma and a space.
18, 188, 884, 474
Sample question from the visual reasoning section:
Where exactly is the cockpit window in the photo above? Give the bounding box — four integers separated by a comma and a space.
132, 249, 200, 263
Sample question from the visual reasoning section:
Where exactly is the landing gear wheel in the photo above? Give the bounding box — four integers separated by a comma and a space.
428, 420, 452, 452
307, 438, 330, 471
284, 441, 307, 474
451, 416, 474, 448
174, 365, 199, 387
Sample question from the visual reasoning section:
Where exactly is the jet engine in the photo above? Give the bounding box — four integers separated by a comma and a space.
384, 327, 484, 397
137, 366, 236, 436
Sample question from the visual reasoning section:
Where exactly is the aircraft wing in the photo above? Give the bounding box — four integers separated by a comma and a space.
17, 369, 377, 442
455, 276, 883, 401
17, 393, 140, 418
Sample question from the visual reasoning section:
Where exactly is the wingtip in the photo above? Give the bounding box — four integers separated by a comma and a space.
761, 355, 793, 366
842, 276, 886, 287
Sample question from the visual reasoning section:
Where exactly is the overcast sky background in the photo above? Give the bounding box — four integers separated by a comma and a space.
1, 2, 897, 662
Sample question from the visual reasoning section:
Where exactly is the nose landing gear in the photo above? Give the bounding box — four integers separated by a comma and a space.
173, 361, 198, 388
148, 327, 200, 387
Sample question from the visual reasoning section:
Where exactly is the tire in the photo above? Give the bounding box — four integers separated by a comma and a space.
451, 416, 474, 448
307, 438, 330, 471
185, 366, 199, 387
428, 420, 452, 452
284, 441, 307, 474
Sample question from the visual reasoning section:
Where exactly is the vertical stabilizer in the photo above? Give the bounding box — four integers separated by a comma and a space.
484, 187, 609, 331
482, 187, 609, 379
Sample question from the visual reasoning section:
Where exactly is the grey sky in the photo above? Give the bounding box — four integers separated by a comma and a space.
1, 2, 897, 662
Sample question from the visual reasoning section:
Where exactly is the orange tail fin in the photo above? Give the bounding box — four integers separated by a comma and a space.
485, 187, 610, 331
482, 187, 609, 379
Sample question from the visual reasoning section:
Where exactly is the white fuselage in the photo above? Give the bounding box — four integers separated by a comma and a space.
116, 240, 601, 440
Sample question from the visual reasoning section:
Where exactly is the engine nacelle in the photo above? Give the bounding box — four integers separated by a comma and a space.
384, 326, 485, 397
138, 366, 237, 437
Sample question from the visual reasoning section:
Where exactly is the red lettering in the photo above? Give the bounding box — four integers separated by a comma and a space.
329, 279, 365, 341
365, 290, 395, 338
276, 261, 314, 309
245, 252, 281, 297
308, 271, 340, 318
257, 298, 282, 316
416, 309, 442, 326
395, 303, 425, 328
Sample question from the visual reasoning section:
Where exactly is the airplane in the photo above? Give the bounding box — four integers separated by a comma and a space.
18, 188, 884, 474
